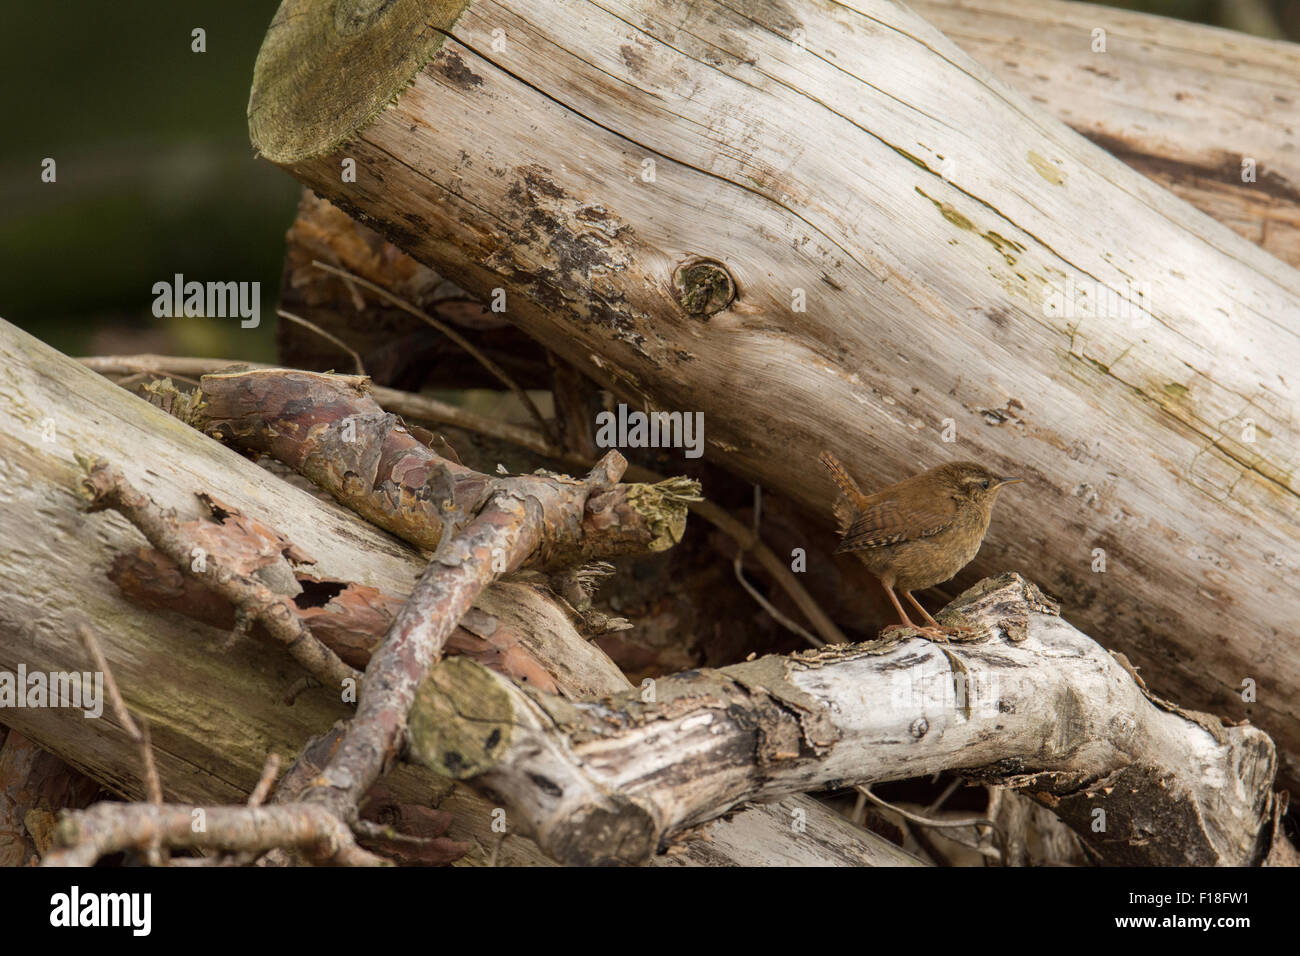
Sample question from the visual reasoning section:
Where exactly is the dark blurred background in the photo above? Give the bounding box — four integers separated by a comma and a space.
0, 1, 290, 360
1, 0, 1297, 362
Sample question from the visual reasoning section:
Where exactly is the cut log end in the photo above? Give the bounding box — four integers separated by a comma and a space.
548, 801, 659, 867
248, 0, 472, 165
408, 656, 517, 778
624, 478, 698, 552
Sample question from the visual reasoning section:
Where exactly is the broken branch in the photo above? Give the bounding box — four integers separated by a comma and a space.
407, 574, 1282, 867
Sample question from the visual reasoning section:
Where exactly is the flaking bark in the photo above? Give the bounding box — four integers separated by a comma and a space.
199, 368, 695, 565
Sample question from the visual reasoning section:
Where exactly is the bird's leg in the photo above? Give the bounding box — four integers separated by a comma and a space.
903, 590, 940, 627
881, 583, 949, 643
904, 590, 977, 640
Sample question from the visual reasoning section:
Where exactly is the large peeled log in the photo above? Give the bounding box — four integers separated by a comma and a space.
913, 0, 1300, 269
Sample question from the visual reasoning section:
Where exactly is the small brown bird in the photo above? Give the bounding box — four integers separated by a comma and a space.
820, 452, 1021, 641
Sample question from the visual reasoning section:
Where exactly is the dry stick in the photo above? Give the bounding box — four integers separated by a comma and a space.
684, 494, 848, 645
851, 789, 868, 827
926, 777, 963, 814
44, 803, 385, 867
79, 461, 360, 690
248, 754, 282, 808
323, 247, 368, 312
277, 308, 366, 376
857, 785, 999, 831
488, 832, 506, 867
75, 624, 163, 808
309, 260, 557, 444
857, 785, 1007, 865
202, 752, 286, 866
115, 372, 152, 390
407, 572, 1274, 866
45, 724, 384, 866
77, 355, 848, 646
350, 815, 463, 864
75, 623, 166, 864
79, 355, 545, 453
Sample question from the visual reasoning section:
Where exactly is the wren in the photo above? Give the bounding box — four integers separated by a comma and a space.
819, 452, 1021, 641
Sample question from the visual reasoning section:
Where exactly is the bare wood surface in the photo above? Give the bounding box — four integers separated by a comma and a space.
914, 0, 1300, 268
248, 0, 1300, 790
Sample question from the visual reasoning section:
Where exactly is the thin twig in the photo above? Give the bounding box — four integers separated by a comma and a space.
44, 802, 387, 867
80, 355, 547, 454
851, 788, 868, 826
488, 831, 507, 867
322, 248, 367, 312
858, 784, 1007, 865
310, 260, 556, 443
277, 308, 365, 376
76, 623, 165, 864
926, 777, 963, 814
248, 754, 282, 808
80, 461, 361, 690
857, 784, 996, 831
732, 485, 825, 648
76, 624, 162, 807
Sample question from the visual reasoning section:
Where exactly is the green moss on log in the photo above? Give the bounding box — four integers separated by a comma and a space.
407, 657, 516, 779
249, 0, 473, 165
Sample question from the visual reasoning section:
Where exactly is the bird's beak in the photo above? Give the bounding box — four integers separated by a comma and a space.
994, 476, 1023, 488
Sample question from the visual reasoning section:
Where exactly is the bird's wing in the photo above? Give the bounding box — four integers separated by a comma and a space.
834, 489, 956, 552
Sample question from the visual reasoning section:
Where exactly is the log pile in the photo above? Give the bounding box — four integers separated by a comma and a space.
2, 0, 1297, 868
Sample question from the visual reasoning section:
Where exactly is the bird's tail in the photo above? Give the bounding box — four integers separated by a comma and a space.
819, 451, 865, 500
819, 451, 870, 533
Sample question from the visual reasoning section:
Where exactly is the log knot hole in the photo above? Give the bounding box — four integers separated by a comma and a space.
673, 258, 736, 317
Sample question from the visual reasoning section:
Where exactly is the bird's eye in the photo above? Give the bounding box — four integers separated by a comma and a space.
979, 478, 990, 489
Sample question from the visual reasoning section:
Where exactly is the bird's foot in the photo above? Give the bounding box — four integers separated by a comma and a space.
931, 615, 990, 642
882, 624, 953, 644
933, 623, 982, 642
